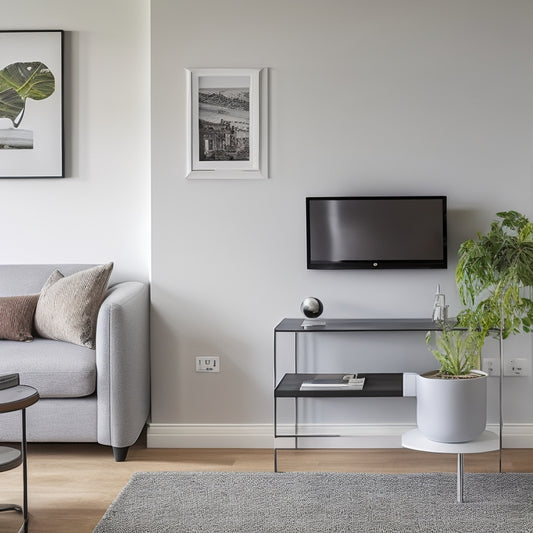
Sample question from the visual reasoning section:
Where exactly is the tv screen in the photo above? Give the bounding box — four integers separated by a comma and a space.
306, 196, 447, 269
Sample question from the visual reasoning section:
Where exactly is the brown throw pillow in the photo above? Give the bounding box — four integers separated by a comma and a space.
0, 294, 39, 341
34, 262, 113, 349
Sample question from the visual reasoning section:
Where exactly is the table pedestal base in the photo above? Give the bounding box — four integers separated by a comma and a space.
457, 453, 464, 503
402, 429, 499, 503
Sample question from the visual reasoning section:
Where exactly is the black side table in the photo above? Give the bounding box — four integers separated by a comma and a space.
0, 385, 39, 533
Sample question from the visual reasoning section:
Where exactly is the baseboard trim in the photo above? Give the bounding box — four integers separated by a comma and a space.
147, 423, 533, 449
501, 423, 533, 448
147, 423, 274, 448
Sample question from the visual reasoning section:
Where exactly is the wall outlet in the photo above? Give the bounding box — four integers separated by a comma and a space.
196, 356, 220, 373
503, 358, 530, 377
481, 358, 500, 376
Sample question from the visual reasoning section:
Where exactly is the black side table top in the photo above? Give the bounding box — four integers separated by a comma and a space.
0, 385, 39, 414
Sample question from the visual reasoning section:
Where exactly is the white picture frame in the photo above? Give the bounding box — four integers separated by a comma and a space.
186, 68, 268, 180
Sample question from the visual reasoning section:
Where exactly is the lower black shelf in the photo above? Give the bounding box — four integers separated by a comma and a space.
275, 373, 403, 398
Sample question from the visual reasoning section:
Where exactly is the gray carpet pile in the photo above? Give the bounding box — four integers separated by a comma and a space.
93, 471, 533, 532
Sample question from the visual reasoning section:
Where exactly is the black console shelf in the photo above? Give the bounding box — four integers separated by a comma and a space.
275, 373, 403, 398
273, 317, 446, 472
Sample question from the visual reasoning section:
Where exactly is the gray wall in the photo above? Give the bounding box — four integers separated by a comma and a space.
3, 0, 532, 448
150, 0, 533, 446
5, 0, 531, 447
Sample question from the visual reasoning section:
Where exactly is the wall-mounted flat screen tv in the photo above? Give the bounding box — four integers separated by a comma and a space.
306, 196, 447, 269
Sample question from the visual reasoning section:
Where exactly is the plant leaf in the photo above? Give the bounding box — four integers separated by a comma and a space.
0, 87, 24, 123
456, 210, 533, 338
0, 62, 55, 102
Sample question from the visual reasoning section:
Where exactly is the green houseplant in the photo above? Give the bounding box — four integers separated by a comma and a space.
418, 210, 533, 443
425, 326, 485, 378
456, 210, 533, 341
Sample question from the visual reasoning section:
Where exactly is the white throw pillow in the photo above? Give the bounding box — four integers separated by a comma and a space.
34, 263, 113, 349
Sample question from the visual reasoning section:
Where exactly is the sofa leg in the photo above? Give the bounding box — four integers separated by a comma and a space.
113, 446, 129, 462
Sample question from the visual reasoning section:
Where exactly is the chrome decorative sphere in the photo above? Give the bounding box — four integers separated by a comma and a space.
300, 297, 324, 319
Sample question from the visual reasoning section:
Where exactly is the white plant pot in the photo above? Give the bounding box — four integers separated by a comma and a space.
416, 370, 488, 443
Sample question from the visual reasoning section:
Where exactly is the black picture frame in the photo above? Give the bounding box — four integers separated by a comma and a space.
0, 30, 64, 178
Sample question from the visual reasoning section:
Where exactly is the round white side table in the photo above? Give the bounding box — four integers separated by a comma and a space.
401, 428, 499, 503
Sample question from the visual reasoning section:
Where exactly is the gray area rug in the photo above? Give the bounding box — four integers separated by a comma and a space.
93, 471, 533, 532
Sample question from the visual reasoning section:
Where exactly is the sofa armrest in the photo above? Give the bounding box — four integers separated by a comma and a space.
95, 281, 150, 449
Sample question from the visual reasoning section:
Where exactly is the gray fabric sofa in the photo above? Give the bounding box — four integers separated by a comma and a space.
0, 264, 150, 461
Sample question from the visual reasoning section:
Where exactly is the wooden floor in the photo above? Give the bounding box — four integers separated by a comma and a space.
0, 436, 532, 533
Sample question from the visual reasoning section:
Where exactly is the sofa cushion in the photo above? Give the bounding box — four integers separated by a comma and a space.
0, 338, 96, 398
0, 294, 39, 341
34, 262, 113, 349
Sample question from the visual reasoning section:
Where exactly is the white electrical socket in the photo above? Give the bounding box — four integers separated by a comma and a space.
503, 358, 530, 377
481, 358, 499, 376
196, 356, 220, 373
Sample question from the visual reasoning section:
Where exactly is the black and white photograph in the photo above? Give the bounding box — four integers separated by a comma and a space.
186, 68, 268, 179
198, 76, 250, 162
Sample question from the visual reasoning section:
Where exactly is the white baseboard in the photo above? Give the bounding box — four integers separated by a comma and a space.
147, 422, 533, 449
147, 423, 274, 448
500, 423, 533, 448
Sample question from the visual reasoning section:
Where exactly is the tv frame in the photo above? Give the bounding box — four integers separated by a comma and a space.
306, 195, 447, 270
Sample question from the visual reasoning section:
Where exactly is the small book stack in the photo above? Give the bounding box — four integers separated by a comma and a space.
300, 374, 365, 391
0, 374, 19, 391
301, 319, 327, 329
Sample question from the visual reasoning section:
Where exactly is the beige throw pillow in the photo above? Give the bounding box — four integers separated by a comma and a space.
0, 294, 39, 341
34, 263, 114, 349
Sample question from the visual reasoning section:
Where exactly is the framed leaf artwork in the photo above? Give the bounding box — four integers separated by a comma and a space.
0, 30, 64, 178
